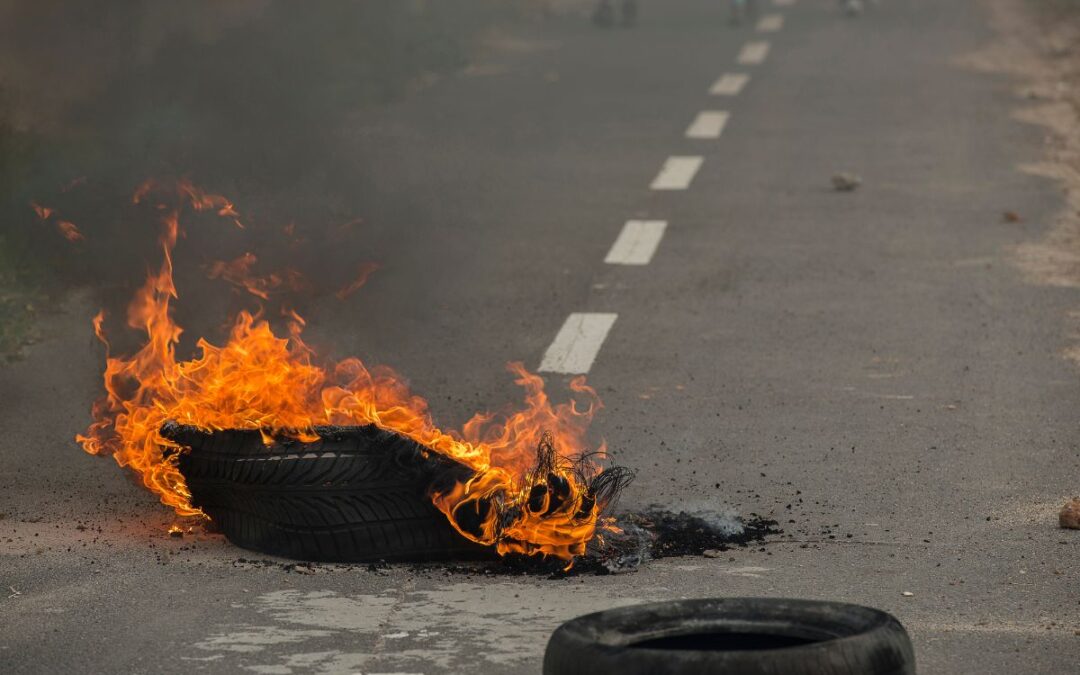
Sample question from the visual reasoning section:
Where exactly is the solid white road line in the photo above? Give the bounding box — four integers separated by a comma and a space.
605, 220, 668, 265
710, 72, 750, 96
538, 313, 618, 374
685, 111, 730, 139
756, 14, 784, 32
737, 41, 770, 65
650, 156, 704, 190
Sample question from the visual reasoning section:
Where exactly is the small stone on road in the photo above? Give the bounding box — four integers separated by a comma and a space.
832, 172, 862, 192
1059, 497, 1080, 529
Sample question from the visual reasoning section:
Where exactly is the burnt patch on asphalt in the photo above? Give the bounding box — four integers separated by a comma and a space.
219, 510, 781, 579
627, 510, 781, 558
410, 509, 782, 578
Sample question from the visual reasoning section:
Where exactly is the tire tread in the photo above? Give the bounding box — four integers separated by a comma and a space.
172, 424, 488, 562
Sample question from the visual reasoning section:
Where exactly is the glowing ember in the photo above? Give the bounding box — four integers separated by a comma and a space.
30, 202, 54, 220
57, 220, 84, 242
29, 202, 84, 241
77, 181, 613, 560
335, 262, 380, 300
206, 252, 307, 300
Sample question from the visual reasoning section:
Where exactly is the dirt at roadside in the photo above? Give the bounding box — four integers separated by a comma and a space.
960, 0, 1080, 361
960, 1, 1080, 523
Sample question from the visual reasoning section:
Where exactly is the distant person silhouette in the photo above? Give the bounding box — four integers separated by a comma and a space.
593, 0, 638, 28
729, 0, 759, 26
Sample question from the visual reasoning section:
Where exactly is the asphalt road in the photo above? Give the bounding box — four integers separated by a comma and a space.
2, 0, 1079, 673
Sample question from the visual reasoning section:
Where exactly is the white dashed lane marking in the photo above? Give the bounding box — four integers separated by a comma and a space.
685, 111, 730, 139
756, 14, 784, 32
605, 220, 668, 265
650, 156, 704, 190
737, 41, 770, 65
710, 73, 750, 96
541, 12, 785, 375
538, 313, 618, 374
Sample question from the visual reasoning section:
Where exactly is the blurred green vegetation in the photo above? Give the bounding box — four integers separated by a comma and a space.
0, 94, 45, 361
0, 235, 42, 361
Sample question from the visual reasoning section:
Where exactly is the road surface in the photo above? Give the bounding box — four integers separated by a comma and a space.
2, 0, 1078, 673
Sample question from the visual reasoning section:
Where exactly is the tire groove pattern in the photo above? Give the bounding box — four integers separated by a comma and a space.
168, 423, 489, 562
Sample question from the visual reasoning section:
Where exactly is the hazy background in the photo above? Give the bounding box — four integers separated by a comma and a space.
0, 0, 567, 356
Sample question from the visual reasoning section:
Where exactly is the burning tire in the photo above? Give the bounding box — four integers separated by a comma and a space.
543, 598, 915, 675
163, 422, 491, 562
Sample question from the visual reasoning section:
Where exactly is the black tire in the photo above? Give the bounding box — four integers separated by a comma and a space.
543, 598, 915, 675
163, 422, 491, 563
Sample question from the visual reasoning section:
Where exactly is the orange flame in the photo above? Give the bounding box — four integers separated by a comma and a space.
62, 176, 87, 192
132, 179, 155, 205
177, 178, 243, 228
57, 220, 84, 242
206, 252, 307, 300
30, 202, 53, 220
30, 202, 84, 241
335, 262, 380, 300
91, 310, 107, 343
78, 181, 608, 559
